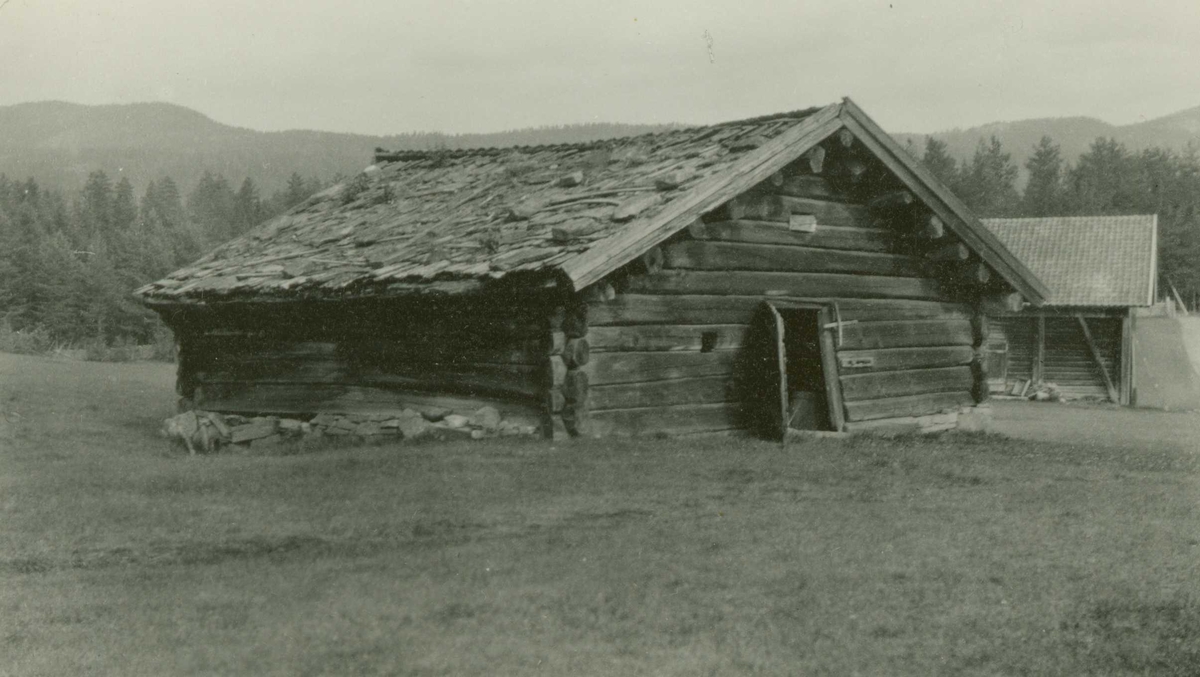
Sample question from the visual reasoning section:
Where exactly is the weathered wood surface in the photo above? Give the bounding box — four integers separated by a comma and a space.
587, 403, 745, 437
588, 294, 970, 326
817, 307, 847, 432
841, 391, 974, 422
777, 196, 870, 228
842, 411, 959, 434
588, 324, 747, 352
662, 241, 924, 277
692, 220, 892, 253
197, 359, 549, 401
587, 350, 737, 385
834, 346, 975, 373
927, 242, 969, 262
773, 174, 847, 201
626, 270, 944, 301
563, 338, 590, 368
867, 190, 914, 211
1077, 315, 1119, 403
837, 319, 974, 350
588, 376, 736, 410
839, 365, 974, 401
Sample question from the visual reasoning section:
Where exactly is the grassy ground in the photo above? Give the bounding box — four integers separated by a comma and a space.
2, 352, 1199, 676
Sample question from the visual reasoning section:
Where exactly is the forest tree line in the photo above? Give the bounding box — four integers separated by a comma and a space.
2, 132, 1200, 350
914, 134, 1200, 299
0, 170, 324, 349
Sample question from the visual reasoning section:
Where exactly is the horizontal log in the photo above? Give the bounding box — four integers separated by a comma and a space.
588, 323, 747, 352
927, 242, 969, 262
774, 174, 846, 201
835, 346, 975, 372
713, 194, 789, 222
587, 294, 970, 326
693, 220, 892, 253
588, 376, 736, 410
198, 360, 550, 401
196, 382, 543, 419
778, 196, 870, 228
626, 270, 945, 301
563, 338, 590, 368
838, 319, 974, 350
842, 391, 974, 422
588, 350, 737, 385
867, 190, 914, 211
587, 403, 746, 437
662, 240, 924, 277
840, 366, 974, 401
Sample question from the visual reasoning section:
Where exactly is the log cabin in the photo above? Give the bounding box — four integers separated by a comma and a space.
980, 215, 1157, 404
135, 98, 1051, 439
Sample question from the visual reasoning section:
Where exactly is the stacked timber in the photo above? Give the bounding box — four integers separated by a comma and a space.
174, 296, 554, 433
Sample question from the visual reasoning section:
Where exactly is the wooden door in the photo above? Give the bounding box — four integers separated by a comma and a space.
766, 302, 789, 441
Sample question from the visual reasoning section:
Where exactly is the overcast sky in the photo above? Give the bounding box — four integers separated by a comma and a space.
2, 0, 1198, 136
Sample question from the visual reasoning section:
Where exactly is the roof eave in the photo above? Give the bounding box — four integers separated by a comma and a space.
837, 98, 1051, 306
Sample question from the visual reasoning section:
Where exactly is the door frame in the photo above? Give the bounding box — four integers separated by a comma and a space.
761, 301, 846, 436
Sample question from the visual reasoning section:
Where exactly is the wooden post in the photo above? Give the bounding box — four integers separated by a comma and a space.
1120, 310, 1133, 405
1033, 315, 1045, 385
1077, 315, 1119, 403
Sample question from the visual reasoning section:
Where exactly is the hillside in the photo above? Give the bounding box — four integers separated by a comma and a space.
895, 106, 1200, 182
4, 100, 1200, 195
0, 101, 678, 194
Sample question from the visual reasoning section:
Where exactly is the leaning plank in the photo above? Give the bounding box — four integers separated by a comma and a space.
1076, 315, 1119, 403
588, 376, 736, 410
694, 220, 892, 253
626, 270, 944, 301
841, 391, 974, 422
835, 346, 975, 373
838, 319, 974, 350
588, 324, 747, 352
588, 350, 737, 385
840, 365, 973, 401
587, 403, 745, 437
662, 241, 924, 277
777, 196, 871, 227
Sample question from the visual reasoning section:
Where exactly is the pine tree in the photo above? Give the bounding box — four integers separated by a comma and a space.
233, 177, 265, 235
956, 136, 1019, 217
1021, 136, 1064, 216
921, 137, 959, 189
1067, 138, 1132, 213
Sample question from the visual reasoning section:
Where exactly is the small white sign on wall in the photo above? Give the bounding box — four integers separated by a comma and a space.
839, 355, 876, 369
789, 214, 818, 233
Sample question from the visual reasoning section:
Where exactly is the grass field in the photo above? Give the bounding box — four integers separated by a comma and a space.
2, 352, 1199, 676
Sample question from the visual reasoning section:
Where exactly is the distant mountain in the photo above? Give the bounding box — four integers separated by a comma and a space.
5, 100, 1200, 197
0, 101, 678, 195
894, 106, 1200, 184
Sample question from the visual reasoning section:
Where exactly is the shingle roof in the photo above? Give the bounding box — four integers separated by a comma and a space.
134, 99, 1050, 306
135, 107, 833, 303
981, 215, 1157, 307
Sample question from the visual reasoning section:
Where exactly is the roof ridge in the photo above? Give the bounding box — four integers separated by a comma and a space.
373, 106, 826, 164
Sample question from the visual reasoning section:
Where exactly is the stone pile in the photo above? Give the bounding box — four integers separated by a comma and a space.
161, 405, 537, 454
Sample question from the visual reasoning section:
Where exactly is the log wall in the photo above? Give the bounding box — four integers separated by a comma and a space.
171, 297, 554, 432
580, 166, 983, 436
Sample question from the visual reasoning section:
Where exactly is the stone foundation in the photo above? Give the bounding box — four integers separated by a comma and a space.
161, 406, 539, 454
